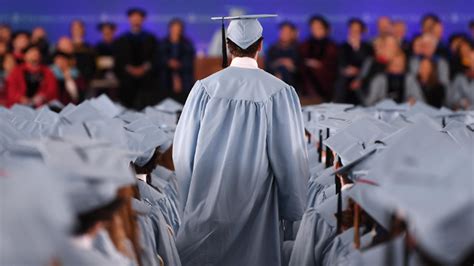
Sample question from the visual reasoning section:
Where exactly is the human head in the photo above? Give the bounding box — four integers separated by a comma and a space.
31, 27, 46, 43
377, 16, 392, 36
97, 22, 117, 43
392, 20, 407, 41
0, 40, 7, 55
381, 34, 400, 61
421, 13, 440, 34
419, 33, 437, 57
431, 21, 443, 40
347, 18, 367, 40
168, 18, 185, 41
70, 19, 86, 40
309, 15, 330, 39
387, 52, 406, 74
53, 51, 73, 71
23, 45, 41, 66
227, 37, 263, 59
470, 20, 474, 39
418, 58, 435, 80
278, 21, 297, 43
0, 24, 11, 43
56, 36, 74, 54
12, 31, 30, 53
127, 8, 146, 32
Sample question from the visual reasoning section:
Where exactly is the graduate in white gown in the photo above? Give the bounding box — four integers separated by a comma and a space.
173, 14, 309, 266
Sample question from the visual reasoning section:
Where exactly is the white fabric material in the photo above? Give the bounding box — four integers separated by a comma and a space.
230, 57, 259, 69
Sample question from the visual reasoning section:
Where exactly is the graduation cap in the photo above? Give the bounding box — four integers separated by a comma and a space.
211, 14, 277, 68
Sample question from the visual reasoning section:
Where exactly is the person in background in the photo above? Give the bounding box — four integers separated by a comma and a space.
159, 18, 195, 104
393, 20, 410, 55
56, 36, 75, 55
70, 19, 96, 86
365, 52, 423, 106
408, 33, 450, 87
469, 20, 474, 42
6, 45, 57, 107
448, 34, 471, 79
91, 22, 119, 98
31, 27, 50, 64
0, 24, 12, 46
299, 15, 338, 101
449, 49, 474, 110
334, 18, 373, 104
11, 31, 30, 64
265, 21, 300, 88
416, 58, 445, 107
0, 41, 16, 105
114, 8, 159, 110
376, 16, 392, 36
350, 34, 400, 98
431, 20, 449, 58
50, 51, 85, 105
420, 13, 440, 35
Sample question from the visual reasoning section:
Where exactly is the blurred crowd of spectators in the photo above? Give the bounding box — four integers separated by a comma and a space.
0, 9, 472, 110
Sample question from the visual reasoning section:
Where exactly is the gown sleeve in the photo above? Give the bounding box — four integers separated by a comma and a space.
265, 86, 309, 221
172, 81, 209, 212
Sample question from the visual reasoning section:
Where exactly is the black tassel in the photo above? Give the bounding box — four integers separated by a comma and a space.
221, 18, 228, 68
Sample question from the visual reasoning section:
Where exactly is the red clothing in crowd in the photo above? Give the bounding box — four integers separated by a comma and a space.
6, 64, 58, 107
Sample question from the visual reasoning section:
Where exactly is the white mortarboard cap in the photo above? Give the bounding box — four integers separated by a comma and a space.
89, 94, 121, 118
154, 98, 184, 113
211, 14, 277, 67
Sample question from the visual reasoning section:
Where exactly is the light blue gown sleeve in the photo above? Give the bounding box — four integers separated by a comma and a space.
172, 81, 210, 212
265, 87, 309, 221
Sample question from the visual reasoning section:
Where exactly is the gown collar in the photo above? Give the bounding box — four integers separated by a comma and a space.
230, 57, 259, 69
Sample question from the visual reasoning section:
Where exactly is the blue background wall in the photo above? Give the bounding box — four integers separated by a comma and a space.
0, 0, 472, 54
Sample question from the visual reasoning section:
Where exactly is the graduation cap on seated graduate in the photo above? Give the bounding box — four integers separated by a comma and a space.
0, 162, 73, 265
211, 14, 277, 68
10, 104, 36, 120
89, 94, 122, 119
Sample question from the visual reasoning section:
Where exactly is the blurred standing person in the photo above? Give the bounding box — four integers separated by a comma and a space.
91, 22, 119, 98
70, 19, 96, 87
470, 20, 474, 41
420, 13, 440, 34
365, 52, 423, 106
376, 16, 392, 36
50, 51, 85, 105
449, 49, 474, 110
265, 21, 300, 88
431, 20, 449, 58
334, 18, 373, 104
11, 31, 30, 64
31, 27, 50, 64
6, 45, 57, 107
114, 8, 159, 109
160, 18, 195, 104
416, 58, 445, 107
299, 15, 338, 101
393, 20, 410, 55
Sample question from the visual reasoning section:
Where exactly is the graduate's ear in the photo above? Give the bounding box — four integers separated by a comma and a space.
257, 40, 263, 52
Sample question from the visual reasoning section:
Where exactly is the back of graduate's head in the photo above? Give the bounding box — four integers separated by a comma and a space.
227, 37, 263, 59
73, 197, 124, 236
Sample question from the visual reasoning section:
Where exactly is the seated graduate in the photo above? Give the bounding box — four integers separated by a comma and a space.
6, 45, 57, 107
365, 52, 424, 106
334, 18, 373, 104
30, 26, 51, 64
0, 40, 15, 105
449, 49, 474, 110
448, 35, 472, 80
299, 15, 338, 100
159, 18, 196, 104
50, 51, 86, 105
392, 20, 411, 56
173, 14, 309, 266
265, 21, 300, 87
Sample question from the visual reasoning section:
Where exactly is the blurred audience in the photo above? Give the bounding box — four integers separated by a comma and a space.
0, 12, 472, 109
114, 8, 159, 110
6, 45, 57, 107
159, 18, 195, 104
299, 15, 338, 101
266, 21, 300, 87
